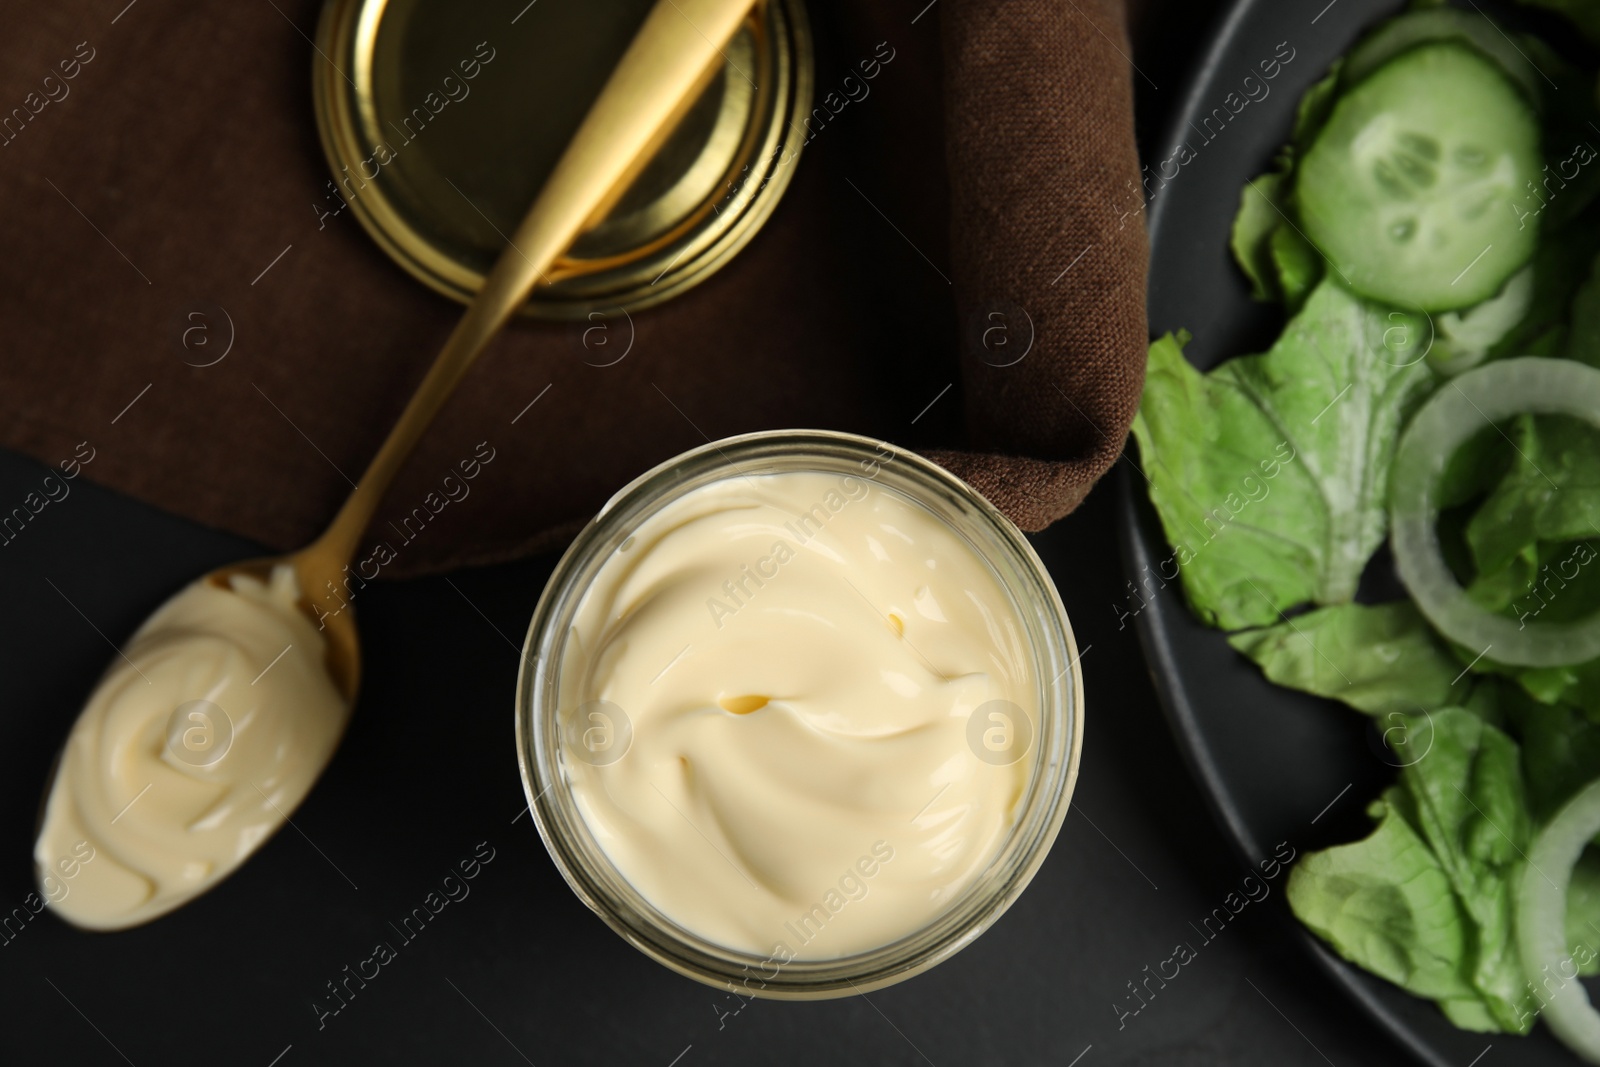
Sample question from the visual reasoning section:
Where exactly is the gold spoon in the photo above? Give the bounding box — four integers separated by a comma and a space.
35, 0, 763, 924
233, 0, 762, 702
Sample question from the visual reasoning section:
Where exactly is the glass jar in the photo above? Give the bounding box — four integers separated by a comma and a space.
515, 429, 1084, 999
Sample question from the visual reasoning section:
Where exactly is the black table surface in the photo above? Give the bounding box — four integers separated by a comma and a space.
0, 470, 1421, 1067
0, 2, 1435, 1064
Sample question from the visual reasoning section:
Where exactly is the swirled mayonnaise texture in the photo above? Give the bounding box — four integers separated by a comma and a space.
35, 565, 348, 930
560, 470, 1036, 959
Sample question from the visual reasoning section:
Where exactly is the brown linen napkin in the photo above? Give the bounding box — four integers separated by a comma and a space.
0, 0, 1145, 577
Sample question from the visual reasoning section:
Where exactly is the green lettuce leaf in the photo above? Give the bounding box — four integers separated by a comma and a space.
1231, 173, 1286, 303
1291, 710, 1540, 1033
1271, 225, 1322, 312
1465, 416, 1600, 575
1512, 659, 1600, 718
1287, 788, 1493, 1028
1397, 710, 1537, 1032
1455, 414, 1600, 713
1508, 696, 1600, 821
1290, 64, 1342, 156
1465, 541, 1600, 717
1132, 282, 1436, 629
1228, 602, 1473, 716
1225, 63, 1339, 308
1228, 173, 1323, 310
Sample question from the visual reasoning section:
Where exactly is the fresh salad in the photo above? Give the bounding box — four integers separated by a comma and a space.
1132, 1, 1600, 1059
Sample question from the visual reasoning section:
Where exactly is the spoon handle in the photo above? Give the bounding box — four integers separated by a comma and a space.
300, 0, 761, 588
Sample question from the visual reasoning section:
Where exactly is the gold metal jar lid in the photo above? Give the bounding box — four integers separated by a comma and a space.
312, 0, 812, 319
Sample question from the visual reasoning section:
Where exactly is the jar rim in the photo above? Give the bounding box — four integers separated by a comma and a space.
514, 429, 1085, 999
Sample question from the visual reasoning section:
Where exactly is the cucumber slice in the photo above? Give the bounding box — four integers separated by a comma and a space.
1343, 8, 1541, 104
1297, 43, 1541, 312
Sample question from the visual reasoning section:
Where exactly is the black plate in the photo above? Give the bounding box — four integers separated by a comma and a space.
1124, 1, 1581, 1064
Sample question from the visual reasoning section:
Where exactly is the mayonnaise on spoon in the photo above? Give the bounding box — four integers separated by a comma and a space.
35, 565, 347, 929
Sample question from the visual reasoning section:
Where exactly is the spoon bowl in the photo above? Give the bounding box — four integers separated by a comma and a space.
200, 552, 362, 705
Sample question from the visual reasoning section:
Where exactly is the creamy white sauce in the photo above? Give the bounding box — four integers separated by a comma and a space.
35, 564, 348, 930
559, 470, 1036, 959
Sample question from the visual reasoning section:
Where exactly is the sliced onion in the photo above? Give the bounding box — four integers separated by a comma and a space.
1428, 267, 1534, 378
1517, 779, 1600, 1064
1390, 357, 1600, 667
